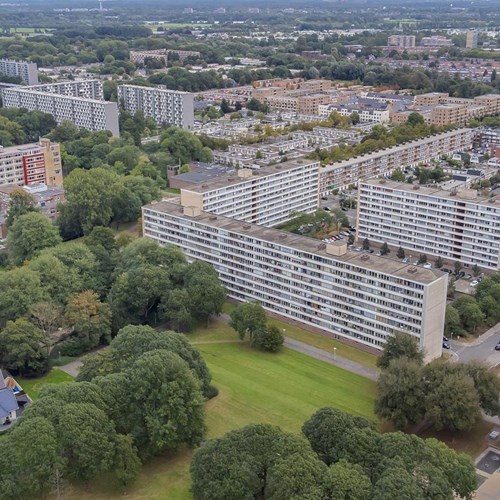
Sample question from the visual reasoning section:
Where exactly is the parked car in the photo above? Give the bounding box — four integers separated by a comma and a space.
341, 207, 348, 211
470, 280, 479, 287
423, 263, 432, 269
321, 196, 328, 200
402, 258, 409, 263
495, 341, 500, 351
442, 340, 451, 349
375, 252, 381, 256
323, 207, 331, 211
354, 247, 362, 252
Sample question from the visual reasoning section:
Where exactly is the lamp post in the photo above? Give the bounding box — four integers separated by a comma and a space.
333, 347, 337, 361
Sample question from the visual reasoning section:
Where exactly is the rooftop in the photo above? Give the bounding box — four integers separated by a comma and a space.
182, 158, 319, 194
361, 178, 500, 207
145, 199, 445, 285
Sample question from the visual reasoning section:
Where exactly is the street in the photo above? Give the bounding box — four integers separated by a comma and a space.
451, 326, 500, 367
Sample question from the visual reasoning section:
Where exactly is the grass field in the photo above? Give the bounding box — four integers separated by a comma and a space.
66, 341, 376, 499
17, 369, 74, 400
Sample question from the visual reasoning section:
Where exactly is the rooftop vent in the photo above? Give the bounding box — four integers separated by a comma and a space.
408, 266, 418, 274
379, 179, 386, 184
412, 185, 420, 190
450, 189, 457, 196
360, 254, 370, 261
318, 243, 326, 250
279, 234, 287, 239
243, 224, 251, 230
201, 184, 209, 188
296, 160, 303, 164
209, 215, 217, 221
489, 198, 496, 203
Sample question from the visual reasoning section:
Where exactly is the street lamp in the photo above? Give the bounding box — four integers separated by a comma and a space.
333, 347, 337, 361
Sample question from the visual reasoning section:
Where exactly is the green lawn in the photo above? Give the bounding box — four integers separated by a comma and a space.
67, 341, 376, 499
17, 369, 74, 400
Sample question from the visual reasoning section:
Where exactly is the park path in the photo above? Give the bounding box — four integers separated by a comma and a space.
57, 360, 83, 377
283, 337, 379, 381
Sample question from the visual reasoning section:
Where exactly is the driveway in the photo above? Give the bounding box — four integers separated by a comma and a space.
451, 325, 500, 367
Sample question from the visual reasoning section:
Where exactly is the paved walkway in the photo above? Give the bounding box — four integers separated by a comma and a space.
451, 323, 500, 367
284, 337, 379, 381
58, 360, 83, 378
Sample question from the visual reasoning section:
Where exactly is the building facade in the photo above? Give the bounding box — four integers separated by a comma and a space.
387, 35, 416, 48
0, 58, 38, 85
179, 159, 319, 227
143, 201, 447, 360
0, 139, 63, 187
1, 80, 119, 135
357, 179, 500, 270
118, 84, 194, 130
129, 49, 201, 64
319, 128, 474, 194
466, 31, 479, 49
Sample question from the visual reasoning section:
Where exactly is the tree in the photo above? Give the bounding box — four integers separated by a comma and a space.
350, 111, 360, 125
29, 302, 63, 356
64, 290, 112, 354
62, 167, 123, 234
444, 305, 462, 336
424, 365, 481, 432
454, 261, 463, 274
407, 112, 425, 126
372, 466, 424, 500
7, 212, 61, 265
252, 325, 284, 352
0, 318, 48, 376
229, 301, 267, 340
397, 246, 405, 259
5, 188, 39, 227
348, 233, 355, 245
453, 295, 484, 333
323, 460, 372, 500
302, 407, 370, 465
102, 349, 206, 458
417, 254, 427, 265
220, 98, 231, 114
330, 208, 349, 230
472, 264, 481, 277
112, 434, 141, 490
159, 288, 194, 333
362, 238, 370, 251
377, 332, 424, 369
0, 268, 47, 324
190, 424, 325, 500
185, 262, 226, 326
375, 358, 426, 429
380, 242, 390, 255
462, 362, 500, 416
0, 416, 62, 500
390, 168, 405, 182
435, 256, 443, 269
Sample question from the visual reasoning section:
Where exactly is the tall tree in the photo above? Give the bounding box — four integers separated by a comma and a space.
5, 188, 39, 227
7, 212, 61, 265
323, 460, 372, 500
377, 332, 424, 369
229, 301, 267, 340
0, 318, 48, 376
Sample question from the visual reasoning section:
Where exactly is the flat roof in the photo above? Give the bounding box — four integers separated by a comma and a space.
322, 128, 472, 172
361, 178, 500, 207
144, 199, 445, 285
182, 158, 319, 194
3, 88, 115, 105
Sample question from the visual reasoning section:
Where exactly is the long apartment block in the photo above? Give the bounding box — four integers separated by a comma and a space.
0, 58, 38, 85
118, 84, 194, 130
1, 80, 119, 135
143, 200, 448, 360
179, 159, 319, 227
357, 179, 500, 270
319, 128, 474, 193
0, 139, 62, 187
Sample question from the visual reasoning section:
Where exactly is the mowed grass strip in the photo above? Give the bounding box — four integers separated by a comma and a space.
65, 340, 376, 500
17, 368, 74, 400
199, 342, 376, 436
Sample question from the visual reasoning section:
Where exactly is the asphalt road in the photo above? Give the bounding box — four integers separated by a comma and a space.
451, 327, 500, 367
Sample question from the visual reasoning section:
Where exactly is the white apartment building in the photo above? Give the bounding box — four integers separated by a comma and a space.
0, 139, 62, 187
143, 200, 447, 360
25, 80, 104, 100
319, 128, 474, 194
387, 35, 416, 48
179, 159, 319, 227
129, 49, 201, 64
357, 179, 500, 270
0, 58, 38, 85
118, 85, 194, 130
1, 88, 119, 136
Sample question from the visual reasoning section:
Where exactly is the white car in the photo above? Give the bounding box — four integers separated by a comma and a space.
471, 280, 479, 287
423, 263, 432, 269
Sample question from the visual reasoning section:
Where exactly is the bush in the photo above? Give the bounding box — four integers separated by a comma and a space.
252, 325, 284, 352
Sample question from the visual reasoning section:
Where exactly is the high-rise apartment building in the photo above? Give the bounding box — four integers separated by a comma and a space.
143, 200, 448, 361
179, 159, 319, 227
466, 31, 478, 49
0, 58, 38, 85
319, 128, 474, 194
357, 179, 500, 270
387, 35, 416, 48
1, 80, 119, 135
0, 139, 63, 187
118, 84, 194, 130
